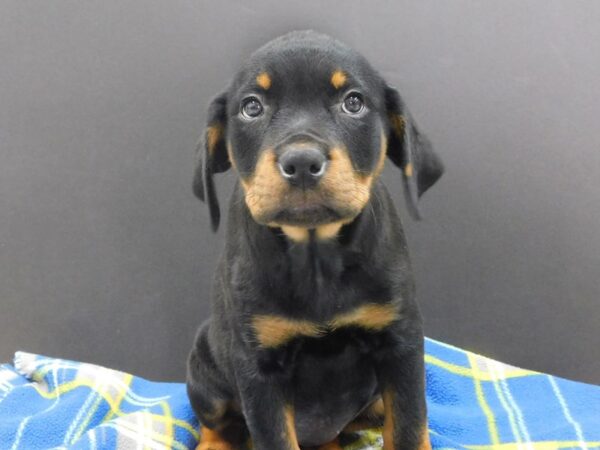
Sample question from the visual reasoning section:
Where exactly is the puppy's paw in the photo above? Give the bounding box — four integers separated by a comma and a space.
196, 443, 233, 450
196, 427, 234, 450
317, 439, 343, 450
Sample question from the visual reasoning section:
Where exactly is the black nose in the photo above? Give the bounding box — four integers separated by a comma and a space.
278, 148, 327, 188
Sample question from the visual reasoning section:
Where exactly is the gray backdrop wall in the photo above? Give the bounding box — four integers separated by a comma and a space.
1, 1, 599, 384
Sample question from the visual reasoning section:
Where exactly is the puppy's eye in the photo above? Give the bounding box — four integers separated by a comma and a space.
241, 97, 263, 119
341, 93, 364, 115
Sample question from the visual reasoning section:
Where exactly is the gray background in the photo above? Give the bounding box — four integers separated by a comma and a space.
1, 1, 599, 384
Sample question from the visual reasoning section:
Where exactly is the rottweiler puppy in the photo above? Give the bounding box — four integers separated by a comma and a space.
187, 30, 443, 450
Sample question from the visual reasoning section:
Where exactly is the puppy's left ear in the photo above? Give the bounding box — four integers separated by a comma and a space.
192, 92, 231, 231
385, 86, 444, 220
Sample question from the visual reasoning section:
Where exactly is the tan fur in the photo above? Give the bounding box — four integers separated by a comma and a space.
276, 218, 353, 242
330, 70, 347, 89
389, 114, 406, 137
284, 405, 300, 450
323, 147, 371, 208
369, 397, 385, 416
226, 142, 237, 172
256, 72, 272, 90
382, 389, 395, 450
279, 225, 310, 242
240, 132, 387, 232
252, 315, 323, 348
329, 303, 400, 331
318, 147, 372, 218
252, 303, 399, 348
196, 427, 234, 450
315, 219, 350, 240
373, 132, 388, 177
317, 438, 343, 450
241, 149, 290, 223
419, 423, 432, 450
389, 115, 415, 175
206, 125, 223, 156
381, 392, 431, 450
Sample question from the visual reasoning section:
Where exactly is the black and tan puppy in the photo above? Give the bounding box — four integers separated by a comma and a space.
187, 31, 443, 450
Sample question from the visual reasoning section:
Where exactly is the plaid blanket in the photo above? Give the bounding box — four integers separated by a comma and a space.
1, 339, 599, 449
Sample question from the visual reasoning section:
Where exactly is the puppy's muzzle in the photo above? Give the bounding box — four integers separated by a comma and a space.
278, 147, 327, 189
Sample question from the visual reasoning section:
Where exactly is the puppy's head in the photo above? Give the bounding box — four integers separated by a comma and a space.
194, 31, 443, 237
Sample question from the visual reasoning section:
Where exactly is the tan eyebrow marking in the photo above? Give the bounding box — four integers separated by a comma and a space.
256, 72, 272, 90
404, 162, 414, 177
331, 70, 347, 89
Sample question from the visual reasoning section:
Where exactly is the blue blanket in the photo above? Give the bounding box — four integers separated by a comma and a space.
1, 339, 599, 449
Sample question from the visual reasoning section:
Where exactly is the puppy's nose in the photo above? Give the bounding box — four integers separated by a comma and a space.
278, 148, 327, 188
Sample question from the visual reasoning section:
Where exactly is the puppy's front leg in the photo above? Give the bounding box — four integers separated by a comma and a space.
376, 328, 431, 450
237, 376, 299, 450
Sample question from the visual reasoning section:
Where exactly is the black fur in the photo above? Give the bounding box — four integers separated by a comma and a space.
187, 31, 443, 449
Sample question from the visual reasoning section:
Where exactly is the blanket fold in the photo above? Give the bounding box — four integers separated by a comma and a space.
1, 338, 598, 449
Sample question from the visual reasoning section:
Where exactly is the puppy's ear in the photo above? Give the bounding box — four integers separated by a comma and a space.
192, 92, 231, 231
385, 86, 444, 220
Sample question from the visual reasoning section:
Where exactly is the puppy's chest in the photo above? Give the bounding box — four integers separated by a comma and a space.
255, 324, 385, 377
236, 237, 401, 373
249, 241, 399, 348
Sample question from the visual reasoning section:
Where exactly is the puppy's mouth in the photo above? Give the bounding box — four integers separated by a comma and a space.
271, 202, 342, 227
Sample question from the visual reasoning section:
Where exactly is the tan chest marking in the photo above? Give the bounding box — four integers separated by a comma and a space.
251, 315, 323, 348
252, 303, 400, 348
329, 303, 399, 331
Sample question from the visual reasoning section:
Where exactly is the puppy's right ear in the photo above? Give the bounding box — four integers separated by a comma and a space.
192, 92, 231, 231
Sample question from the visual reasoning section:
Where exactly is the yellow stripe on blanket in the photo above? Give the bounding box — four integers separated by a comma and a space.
29, 376, 199, 440
425, 354, 538, 380
468, 353, 500, 445
161, 400, 174, 449
465, 441, 600, 450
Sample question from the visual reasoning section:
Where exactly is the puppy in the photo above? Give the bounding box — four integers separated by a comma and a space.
187, 30, 443, 450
